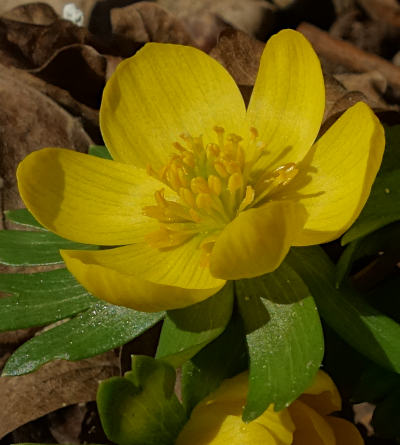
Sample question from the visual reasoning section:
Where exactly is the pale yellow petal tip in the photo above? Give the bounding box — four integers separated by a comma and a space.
209, 201, 307, 281
60, 249, 224, 313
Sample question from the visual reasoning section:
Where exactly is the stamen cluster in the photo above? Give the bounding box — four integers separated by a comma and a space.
143, 126, 298, 265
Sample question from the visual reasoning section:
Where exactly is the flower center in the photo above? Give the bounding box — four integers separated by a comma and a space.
143, 126, 299, 265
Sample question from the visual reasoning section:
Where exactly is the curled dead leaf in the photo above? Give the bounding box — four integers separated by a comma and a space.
0, 352, 119, 439
210, 29, 264, 86
1, 2, 58, 25
0, 65, 92, 214
31, 43, 107, 109
111, 2, 195, 47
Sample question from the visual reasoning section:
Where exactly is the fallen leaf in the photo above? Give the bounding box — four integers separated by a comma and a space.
0, 66, 92, 215
32, 43, 108, 108
111, 2, 195, 47
2, 2, 58, 25
0, 351, 119, 439
158, 0, 274, 51
210, 29, 264, 85
48, 404, 87, 444
0, 64, 99, 141
334, 71, 389, 107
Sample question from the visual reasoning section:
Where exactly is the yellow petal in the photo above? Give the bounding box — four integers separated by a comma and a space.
61, 250, 221, 312
325, 417, 364, 445
209, 201, 307, 280
299, 370, 342, 416
246, 29, 324, 171
289, 400, 336, 445
176, 372, 294, 445
288, 102, 385, 245
61, 237, 225, 311
100, 43, 246, 169
17, 148, 165, 245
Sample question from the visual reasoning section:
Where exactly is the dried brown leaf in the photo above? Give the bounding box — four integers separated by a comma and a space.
31, 43, 107, 109
48, 404, 87, 444
158, 0, 274, 51
334, 71, 388, 106
0, 352, 119, 439
111, 2, 195, 47
0, 65, 92, 214
2, 2, 58, 25
210, 29, 264, 86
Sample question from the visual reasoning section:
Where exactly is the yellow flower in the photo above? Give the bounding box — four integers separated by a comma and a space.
175, 370, 364, 445
17, 30, 384, 312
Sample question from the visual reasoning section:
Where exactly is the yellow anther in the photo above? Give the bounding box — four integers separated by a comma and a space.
238, 185, 255, 212
228, 172, 243, 194
177, 168, 188, 187
272, 162, 299, 186
154, 189, 167, 207
196, 193, 213, 210
214, 161, 229, 178
189, 208, 202, 223
225, 160, 241, 175
182, 152, 195, 168
179, 187, 196, 208
206, 143, 220, 159
166, 168, 181, 191
191, 176, 209, 194
213, 126, 225, 134
173, 141, 186, 152
250, 127, 258, 139
208, 175, 222, 196
142, 205, 166, 220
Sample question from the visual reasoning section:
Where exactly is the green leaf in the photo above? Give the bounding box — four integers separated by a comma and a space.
287, 246, 400, 373
236, 262, 324, 421
336, 222, 400, 286
4, 208, 45, 230
97, 355, 187, 445
0, 268, 97, 331
156, 283, 234, 367
341, 169, 400, 244
88, 145, 112, 160
2, 303, 164, 376
181, 312, 248, 414
0, 230, 96, 266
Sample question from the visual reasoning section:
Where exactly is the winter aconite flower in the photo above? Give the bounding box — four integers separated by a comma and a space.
175, 370, 364, 445
17, 30, 384, 312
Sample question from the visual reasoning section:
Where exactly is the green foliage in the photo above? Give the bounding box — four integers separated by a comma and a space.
181, 312, 248, 413
5, 208, 45, 230
97, 356, 187, 445
0, 268, 96, 330
288, 246, 400, 373
0, 230, 96, 266
236, 262, 324, 421
156, 282, 234, 367
88, 145, 113, 160
2, 303, 163, 376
